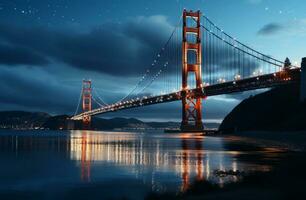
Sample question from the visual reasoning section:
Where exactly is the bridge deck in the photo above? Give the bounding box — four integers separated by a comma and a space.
71, 68, 300, 120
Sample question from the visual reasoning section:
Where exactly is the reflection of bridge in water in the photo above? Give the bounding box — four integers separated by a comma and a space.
0, 131, 274, 191
69, 131, 271, 190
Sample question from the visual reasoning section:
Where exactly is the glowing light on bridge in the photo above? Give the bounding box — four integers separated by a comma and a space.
218, 78, 226, 83
234, 74, 241, 81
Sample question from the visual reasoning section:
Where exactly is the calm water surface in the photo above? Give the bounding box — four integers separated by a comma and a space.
0, 130, 285, 200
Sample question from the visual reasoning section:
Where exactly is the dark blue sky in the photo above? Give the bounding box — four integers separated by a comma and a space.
0, 0, 305, 122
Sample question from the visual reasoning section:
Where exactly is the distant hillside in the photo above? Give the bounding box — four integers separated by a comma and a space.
42, 115, 70, 130
0, 111, 50, 129
0, 111, 180, 130
91, 117, 150, 130
0, 111, 219, 131
219, 84, 306, 132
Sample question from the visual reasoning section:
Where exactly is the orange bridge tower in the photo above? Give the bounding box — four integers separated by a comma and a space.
181, 10, 204, 132
82, 80, 92, 129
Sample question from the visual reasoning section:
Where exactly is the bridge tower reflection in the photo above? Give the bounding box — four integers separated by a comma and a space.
180, 135, 204, 191
181, 139, 189, 191
82, 80, 92, 129
195, 139, 203, 181
80, 132, 91, 182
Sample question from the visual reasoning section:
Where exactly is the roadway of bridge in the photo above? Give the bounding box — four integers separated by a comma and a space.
71, 68, 300, 120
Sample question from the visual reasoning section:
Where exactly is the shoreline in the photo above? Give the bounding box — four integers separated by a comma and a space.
222, 131, 306, 152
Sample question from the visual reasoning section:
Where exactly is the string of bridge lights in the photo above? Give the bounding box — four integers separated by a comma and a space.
91, 95, 105, 107
74, 84, 84, 116
115, 16, 183, 104
135, 62, 169, 97
113, 50, 167, 104
92, 87, 109, 106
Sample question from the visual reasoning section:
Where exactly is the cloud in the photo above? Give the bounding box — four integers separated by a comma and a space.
257, 20, 306, 36
0, 66, 78, 114
0, 43, 49, 66
0, 14, 263, 83
257, 23, 284, 35
124, 15, 173, 48
0, 15, 173, 76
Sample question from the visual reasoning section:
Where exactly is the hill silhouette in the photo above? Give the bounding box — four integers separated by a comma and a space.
219, 84, 306, 132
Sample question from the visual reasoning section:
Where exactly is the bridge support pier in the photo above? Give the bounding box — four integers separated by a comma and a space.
300, 57, 306, 102
180, 10, 204, 132
181, 95, 204, 132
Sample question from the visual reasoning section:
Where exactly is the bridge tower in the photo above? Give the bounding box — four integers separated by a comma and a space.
82, 80, 92, 128
181, 9, 204, 132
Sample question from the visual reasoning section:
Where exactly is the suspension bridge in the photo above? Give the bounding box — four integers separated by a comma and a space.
71, 10, 304, 132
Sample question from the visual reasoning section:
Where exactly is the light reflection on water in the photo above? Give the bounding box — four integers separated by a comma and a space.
70, 131, 237, 188
0, 130, 281, 199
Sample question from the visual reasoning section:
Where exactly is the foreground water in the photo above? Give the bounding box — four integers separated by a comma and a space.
0, 130, 285, 200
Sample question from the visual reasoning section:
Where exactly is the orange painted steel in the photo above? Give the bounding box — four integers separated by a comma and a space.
181, 10, 204, 132
82, 80, 92, 128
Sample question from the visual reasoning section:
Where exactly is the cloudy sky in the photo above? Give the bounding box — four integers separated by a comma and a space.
0, 0, 305, 122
